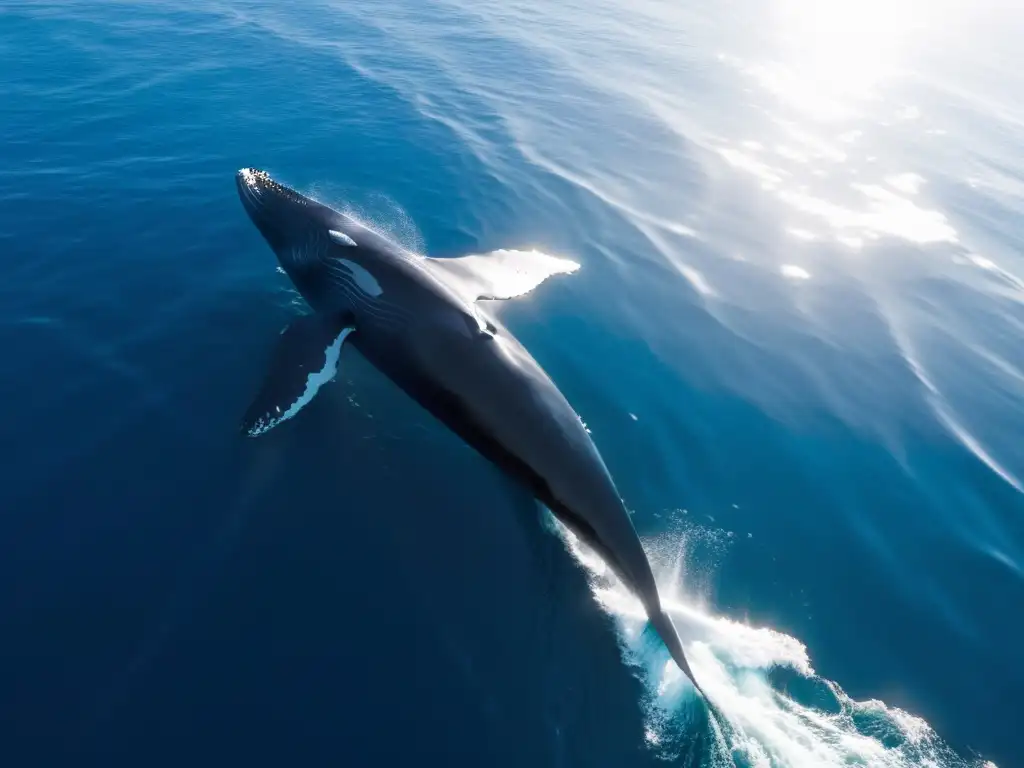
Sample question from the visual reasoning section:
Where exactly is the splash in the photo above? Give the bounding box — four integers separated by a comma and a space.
349, 191, 428, 255
300, 178, 428, 256
551, 515, 995, 768
341, 192, 427, 256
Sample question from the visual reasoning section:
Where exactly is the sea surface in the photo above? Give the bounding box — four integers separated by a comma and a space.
2, 1, 1022, 766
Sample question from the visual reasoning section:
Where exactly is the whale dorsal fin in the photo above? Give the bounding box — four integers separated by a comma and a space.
427, 249, 580, 301
241, 312, 354, 437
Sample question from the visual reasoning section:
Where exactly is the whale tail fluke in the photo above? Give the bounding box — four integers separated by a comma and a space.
648, 607, 706, 699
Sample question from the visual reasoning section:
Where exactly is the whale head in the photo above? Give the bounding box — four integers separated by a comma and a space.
237, 167, 400, 262
235, 168, 335, 260
237, 168, 388, 310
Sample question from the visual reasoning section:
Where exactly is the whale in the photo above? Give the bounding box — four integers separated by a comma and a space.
235, 168, 703, 695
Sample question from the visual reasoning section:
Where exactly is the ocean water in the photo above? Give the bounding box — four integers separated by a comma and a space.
1, 1, 1022, 766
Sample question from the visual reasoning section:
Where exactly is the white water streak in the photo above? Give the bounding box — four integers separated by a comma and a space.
550, 515, 993, 768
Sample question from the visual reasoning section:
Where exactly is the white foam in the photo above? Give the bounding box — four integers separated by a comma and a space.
549, 516, 993, 767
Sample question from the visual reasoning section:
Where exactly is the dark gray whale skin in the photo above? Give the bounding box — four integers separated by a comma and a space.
236, 168, 703, 695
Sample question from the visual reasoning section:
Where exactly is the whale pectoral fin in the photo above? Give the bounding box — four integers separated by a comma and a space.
427, 249, 580, 301
241, 313, 355, 437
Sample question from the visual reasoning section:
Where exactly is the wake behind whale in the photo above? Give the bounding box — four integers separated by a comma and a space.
555, 517, 998, 768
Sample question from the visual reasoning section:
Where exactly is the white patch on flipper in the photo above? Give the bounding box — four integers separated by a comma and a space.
328, 229, 357, 247
246, 327, 353, 437
338, 258, 383, 297
428, 249, 580, 300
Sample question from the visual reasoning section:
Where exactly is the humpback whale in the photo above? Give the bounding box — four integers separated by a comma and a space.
235, 168, 703, 695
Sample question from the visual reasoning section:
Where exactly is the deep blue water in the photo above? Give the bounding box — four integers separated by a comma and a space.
2, 1, 1022, 766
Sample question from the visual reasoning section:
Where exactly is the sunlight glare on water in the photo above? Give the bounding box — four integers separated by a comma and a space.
764, 0, 960, 120
703, 0, 987, 269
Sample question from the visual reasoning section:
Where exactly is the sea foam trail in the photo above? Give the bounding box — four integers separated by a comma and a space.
552, 516, 996, 768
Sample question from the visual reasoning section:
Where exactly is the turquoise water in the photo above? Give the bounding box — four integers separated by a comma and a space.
2, 1, 1021, 766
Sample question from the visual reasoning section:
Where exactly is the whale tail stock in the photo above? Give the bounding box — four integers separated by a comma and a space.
647, 605, 706, 699
545, 499, 707, 698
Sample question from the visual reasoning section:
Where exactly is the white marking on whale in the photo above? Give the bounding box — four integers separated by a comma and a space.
328, 229, 358, 247
240, 167, 259, 186
246, 327, 353, 437
338, 258, 383, 297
